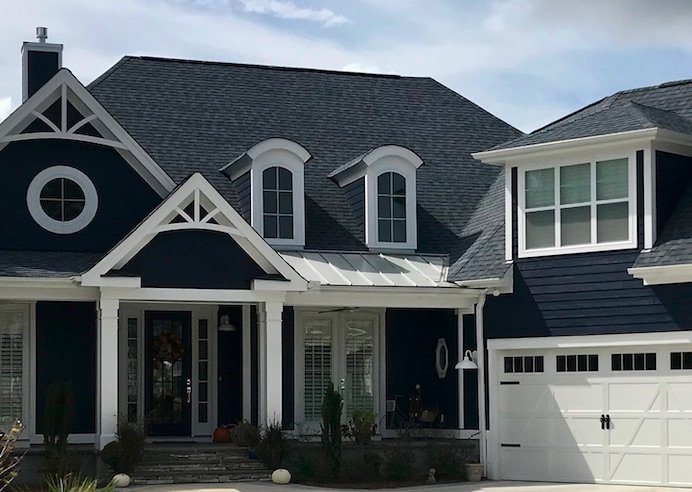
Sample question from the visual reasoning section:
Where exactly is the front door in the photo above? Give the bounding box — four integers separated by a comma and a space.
145, 311, 192, 436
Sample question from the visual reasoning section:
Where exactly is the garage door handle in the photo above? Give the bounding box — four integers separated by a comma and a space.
605, 414, 611, 430
600, 414, 606, 430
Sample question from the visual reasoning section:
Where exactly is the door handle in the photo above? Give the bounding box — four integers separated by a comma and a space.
605, 414, 611, 430
186, 378, 192, 404
600, 414, 606, 430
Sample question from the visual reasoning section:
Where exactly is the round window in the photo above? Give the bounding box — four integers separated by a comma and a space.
27, 166, 98, 234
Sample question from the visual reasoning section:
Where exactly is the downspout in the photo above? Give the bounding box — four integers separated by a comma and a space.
475, 289, 488, 475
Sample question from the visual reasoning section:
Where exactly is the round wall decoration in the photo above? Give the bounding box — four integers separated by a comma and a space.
26, 165, 98, 234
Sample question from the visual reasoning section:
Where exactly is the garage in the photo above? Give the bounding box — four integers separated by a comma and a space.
488, 339, 692, 487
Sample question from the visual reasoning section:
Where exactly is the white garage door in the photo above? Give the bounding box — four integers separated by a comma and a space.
495, 346, 692, 487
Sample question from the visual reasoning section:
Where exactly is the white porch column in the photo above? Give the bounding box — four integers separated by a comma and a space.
96, 296, 119, 450
258, 301, 283, 426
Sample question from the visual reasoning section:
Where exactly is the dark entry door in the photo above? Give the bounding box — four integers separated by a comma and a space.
145, 311, 192, 436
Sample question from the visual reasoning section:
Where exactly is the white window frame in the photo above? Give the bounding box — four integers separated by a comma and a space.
294, 308, 381, 433
365, 154, 419, 251
517, 149, 637, 257
247, 140, 309, 248
26, 165, 98, 234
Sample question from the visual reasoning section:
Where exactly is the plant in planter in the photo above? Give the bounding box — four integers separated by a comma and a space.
100, 419, 146, 475
0, 419, 24, 491
320, 382, 343, 476
229, 420, 260, 448
342, 410, 377, 445
256, 421, 285, 469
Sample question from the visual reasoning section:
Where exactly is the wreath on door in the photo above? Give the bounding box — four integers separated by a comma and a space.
153, 332, 185, 365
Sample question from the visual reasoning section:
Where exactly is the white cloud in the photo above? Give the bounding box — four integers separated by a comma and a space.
0, 97, 11, 121
238, 0, 350, 27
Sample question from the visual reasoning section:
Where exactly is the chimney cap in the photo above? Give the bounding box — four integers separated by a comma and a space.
36, 27, 48, 43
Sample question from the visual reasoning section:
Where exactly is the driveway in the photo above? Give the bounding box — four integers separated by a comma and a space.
129, 481, 692, 492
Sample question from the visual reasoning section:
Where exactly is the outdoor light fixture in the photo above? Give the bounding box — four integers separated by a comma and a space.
455, 349, 478, 370
217, 314, 237, 332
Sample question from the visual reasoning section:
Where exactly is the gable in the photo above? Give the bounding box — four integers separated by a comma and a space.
82, 173, 306, 291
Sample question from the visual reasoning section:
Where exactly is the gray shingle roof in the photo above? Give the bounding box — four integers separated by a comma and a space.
88, 56, 522, 280
492, 79, 692, 150
633, 182, 692, 269
0, 251, 103, 278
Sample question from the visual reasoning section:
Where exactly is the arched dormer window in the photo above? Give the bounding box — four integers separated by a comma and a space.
377, 171, 407, 243
328, 145, 423, 251
221, 138, 311, 248
262, 166, 293, 239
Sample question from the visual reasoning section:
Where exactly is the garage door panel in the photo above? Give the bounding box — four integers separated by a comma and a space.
670, 455, 692, 485
668, 382, 692, 412
669, 419, 692, 447
609, 452, 661, 484
609, 417, 662, 447
608, 382, 662, 412
551, 382, 604, 412
499, 449, 547, 481
549, 449, 604, 482
499, 383, 552, 412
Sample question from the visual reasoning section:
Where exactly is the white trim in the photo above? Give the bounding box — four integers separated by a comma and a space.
504, 166, 513, 261
517, 150, 638, 257
26, 165, 98, 234
365, 160, 418, 250
286, 285, 479, 309
629, 264, 692, 286
80, 173, 307, 291
487, 330, 692, 351
643, 143, 656, 249
0, 69, 175, 197
472, 128, 692, 164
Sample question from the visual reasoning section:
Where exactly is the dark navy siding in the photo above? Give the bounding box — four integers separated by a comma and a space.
282, 306, 295, 430
118, 230, 267, 289
343, 178, 365, 241
35, 301, 97, 434
636, 151, 645, 249
234, 171, 251, 222
485, 250, 692, 338
250, 305, 258, 426
385, 308, 459, 428
0, 140, 160, 252
656, 151, 692, 235
217, 305, 243, 426
462, 314, 479, 429
27, 51, 59, 99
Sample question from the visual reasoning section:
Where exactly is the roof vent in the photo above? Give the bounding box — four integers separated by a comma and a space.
36, 26, 48, 43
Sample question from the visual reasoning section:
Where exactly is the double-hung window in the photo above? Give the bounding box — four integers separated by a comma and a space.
521, 157, 633, 255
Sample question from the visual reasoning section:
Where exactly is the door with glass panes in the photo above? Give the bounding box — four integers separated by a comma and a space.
297, 310, 379, 428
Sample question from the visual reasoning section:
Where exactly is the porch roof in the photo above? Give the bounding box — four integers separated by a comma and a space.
280, 250, 455, 288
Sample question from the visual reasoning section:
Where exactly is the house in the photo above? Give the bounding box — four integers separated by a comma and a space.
475, 79, 692, 486
0, 28, 520, 458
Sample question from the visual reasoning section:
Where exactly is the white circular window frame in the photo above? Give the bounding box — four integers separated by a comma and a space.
26, 165, 98, 234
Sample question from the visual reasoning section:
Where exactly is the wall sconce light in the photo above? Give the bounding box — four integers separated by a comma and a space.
218, 314, 236, 332
455, 349, 478, 370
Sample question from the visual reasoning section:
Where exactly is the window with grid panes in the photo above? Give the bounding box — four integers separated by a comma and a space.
262, 166, 293, 239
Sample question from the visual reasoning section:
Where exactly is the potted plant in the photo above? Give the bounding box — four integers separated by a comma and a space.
464, 461, 484, 481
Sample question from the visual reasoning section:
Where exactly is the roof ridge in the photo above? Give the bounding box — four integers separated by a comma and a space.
126, 55, 422, 80
87, 56, 134, 90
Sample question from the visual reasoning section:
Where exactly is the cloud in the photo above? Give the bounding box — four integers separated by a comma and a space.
238, 0, 350, 27
0, 97, 11, 121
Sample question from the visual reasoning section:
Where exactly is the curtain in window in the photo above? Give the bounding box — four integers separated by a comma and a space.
0, 310, 25, 421
344, 319, 375, 416
303, 319, 333, 422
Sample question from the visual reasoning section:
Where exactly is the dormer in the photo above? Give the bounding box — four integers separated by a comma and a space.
329, 145, 423, 251
221, 138, 311, 248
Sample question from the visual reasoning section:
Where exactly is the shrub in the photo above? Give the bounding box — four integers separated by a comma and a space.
256, 421, 285, 469
383, 447, 414, 482
342, 409, 377, 445
320, 382, 343, 476
0, 419, 24, 491
43, 382, 75, 476
340, 450, 382, 482
426, 442, 464, 480
230, 420, 260, 448
45, 473, 114, 492
99, 419, 146, 474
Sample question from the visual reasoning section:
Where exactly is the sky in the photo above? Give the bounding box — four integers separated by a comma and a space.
0, 0, 691, 133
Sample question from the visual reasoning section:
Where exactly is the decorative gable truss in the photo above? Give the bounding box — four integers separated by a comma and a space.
0, 68, 175, 196
81, 173, 308, 291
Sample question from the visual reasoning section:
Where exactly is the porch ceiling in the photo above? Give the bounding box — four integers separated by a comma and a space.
280, 250, 454, 288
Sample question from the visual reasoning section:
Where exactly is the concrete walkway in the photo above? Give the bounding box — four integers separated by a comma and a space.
129, 481, 692, 492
